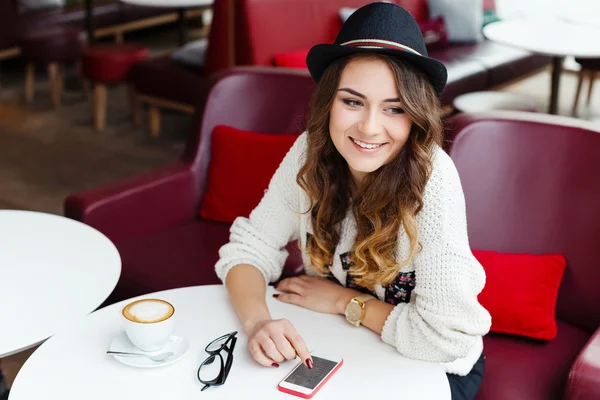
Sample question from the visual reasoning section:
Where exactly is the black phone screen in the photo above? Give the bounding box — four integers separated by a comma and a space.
283, 356, 338, 390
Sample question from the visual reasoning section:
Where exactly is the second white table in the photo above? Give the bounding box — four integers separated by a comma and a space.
483, 17, 600, 115
0, 210, 121, 358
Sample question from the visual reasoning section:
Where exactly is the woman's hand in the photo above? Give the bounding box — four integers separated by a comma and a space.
245, 318, 313, 369
274, 275, 361, 315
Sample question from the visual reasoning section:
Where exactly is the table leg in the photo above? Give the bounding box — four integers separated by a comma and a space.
549, 56, 564, 115
85, 0, 94, 45
178, 8, 188, 46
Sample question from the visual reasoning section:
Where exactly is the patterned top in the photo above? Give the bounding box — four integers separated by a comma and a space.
316, 236, 416, 305
215, 133, 491, 376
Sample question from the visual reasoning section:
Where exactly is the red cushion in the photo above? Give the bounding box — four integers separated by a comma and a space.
82, 44, 149, 83
474, 250, 566, 340
199, 125, 299, 223
19, 26, 86, 64
273, 48, 310, 69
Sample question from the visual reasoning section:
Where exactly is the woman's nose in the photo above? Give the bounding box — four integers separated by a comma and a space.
358, 110, 382, 136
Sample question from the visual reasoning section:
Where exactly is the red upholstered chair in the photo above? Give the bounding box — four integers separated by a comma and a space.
64, 67, 315, 305
81, 43, 149, 131
446, 112, 600, 400
18, 26, 86, 108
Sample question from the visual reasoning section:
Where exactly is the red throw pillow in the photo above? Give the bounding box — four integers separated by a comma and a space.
273, 48, 310, 69
198, 125, 299, 223
419, 17, 449, 50
473, 250, 566, 340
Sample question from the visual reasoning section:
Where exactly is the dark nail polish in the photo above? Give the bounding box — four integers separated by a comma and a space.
273, 294, 279, 298
305, 359, 313, 369
272, 363, 280, 368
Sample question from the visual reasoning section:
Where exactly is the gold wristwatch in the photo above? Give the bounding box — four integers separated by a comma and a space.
344, 294, 376, 327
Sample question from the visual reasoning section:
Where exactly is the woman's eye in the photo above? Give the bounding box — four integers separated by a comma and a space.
388, 107, 405, 115
343, 99, 363, 107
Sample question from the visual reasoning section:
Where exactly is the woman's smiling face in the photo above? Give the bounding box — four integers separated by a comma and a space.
329, 56, 413, 185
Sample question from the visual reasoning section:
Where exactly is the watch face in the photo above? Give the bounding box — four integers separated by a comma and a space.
346, 302, 362, 322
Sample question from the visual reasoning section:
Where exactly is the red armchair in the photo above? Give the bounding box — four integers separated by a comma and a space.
447, 112, 600, 400
64, 67, 316, 305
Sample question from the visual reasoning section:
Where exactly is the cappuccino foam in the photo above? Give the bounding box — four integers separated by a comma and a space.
123, 299, 174, 323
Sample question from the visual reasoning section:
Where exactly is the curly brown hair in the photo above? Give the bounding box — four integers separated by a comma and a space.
297, 53, 444, 290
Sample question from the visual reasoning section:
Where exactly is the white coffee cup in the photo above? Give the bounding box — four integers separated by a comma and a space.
121, 298, 175, 352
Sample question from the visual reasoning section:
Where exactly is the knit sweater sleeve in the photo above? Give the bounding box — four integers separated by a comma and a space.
380, 148, 492, 363
214, 133, 306, 285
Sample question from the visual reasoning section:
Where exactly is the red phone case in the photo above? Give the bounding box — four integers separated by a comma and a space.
277, 359, 344, 399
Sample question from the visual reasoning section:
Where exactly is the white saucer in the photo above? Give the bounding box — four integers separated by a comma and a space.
108, 331, 190, 368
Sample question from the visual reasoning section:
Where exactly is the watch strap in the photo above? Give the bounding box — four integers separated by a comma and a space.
353, 293, 376, 306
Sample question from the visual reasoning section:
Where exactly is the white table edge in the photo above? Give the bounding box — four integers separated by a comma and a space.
482, 20, 600, 59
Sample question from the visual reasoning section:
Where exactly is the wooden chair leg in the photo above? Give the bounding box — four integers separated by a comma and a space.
25, 63, 36, 104
572, 70, 586, 116
47, 63, 62, 108
148, 105, 161, 137
128, 86, 141, 126
586, 71, 597, 106
93, 84, 107, 131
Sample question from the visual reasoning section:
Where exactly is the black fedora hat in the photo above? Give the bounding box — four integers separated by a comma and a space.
306, 2, 448, 95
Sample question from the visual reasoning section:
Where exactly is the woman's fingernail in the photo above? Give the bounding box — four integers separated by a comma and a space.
273, 294, 279, 298
272, 363, 280, 368
305, 359, 314, 369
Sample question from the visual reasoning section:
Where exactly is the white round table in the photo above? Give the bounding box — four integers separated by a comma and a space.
453, 91, 539, 113
120, 0, 213, 46
483, 18, 600, 115
556, 2, 600, 27
10, 285, 451, 399
0, 210, 121, 358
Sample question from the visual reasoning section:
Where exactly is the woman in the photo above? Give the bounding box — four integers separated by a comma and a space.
215, 3, 491, 399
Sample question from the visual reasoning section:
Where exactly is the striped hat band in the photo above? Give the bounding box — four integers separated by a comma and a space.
340, 39, 422, 56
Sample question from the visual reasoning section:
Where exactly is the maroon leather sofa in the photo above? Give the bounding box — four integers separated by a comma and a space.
129, 0, 550, 118
64, 67, 314, 305
0, 0, 179, 56
447, 112, 600, 400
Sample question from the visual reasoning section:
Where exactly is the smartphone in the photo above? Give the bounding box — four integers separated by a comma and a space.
277, 354, 343, 399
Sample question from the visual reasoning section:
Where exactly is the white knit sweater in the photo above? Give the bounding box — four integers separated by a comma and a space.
215, 133, 491, 376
